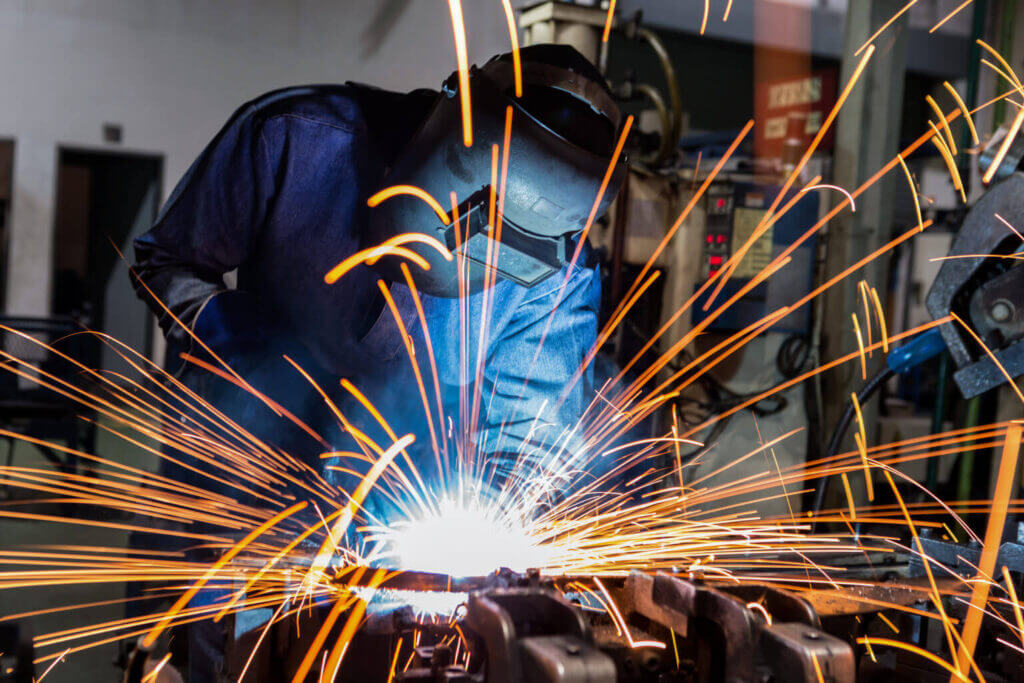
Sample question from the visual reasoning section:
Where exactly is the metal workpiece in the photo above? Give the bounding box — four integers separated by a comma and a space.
608, 572, 852, 683
798, 579, 955, 618
926, 172, 1024, 397
320, 569, 861, 681
466, 588, 614, 683
908, 534, 1024, 579
759, 623, 854, 683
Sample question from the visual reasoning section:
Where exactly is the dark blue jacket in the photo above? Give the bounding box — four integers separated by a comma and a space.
132, 84, 600, 481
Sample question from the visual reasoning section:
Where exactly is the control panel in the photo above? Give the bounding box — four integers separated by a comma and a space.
691, 182, 819, 334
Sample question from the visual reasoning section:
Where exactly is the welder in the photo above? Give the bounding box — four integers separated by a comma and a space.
130, 44, 624, 681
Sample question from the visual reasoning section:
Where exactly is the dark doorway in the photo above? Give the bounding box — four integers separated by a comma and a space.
0, 139, 13, 309
51, 148, 163, 372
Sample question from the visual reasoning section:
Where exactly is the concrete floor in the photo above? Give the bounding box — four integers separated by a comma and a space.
1, 424, 153, 683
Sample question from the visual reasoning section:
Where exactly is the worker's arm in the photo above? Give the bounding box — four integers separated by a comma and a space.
132, 102, 274, 367
479, 252, 601, 476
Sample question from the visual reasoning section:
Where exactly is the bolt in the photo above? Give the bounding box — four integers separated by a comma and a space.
565, 643, 581, 656
804, 631, 821, 640
990, 300, 1014, 323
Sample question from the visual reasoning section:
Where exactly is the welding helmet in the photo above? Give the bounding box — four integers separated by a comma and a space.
364, 44, 626, 296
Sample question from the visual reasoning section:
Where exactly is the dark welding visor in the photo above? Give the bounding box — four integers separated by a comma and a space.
364, 45, 626, 297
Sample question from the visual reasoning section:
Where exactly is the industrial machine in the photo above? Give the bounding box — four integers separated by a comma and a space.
108, 554, 1024, 683
926, 171, 1024, 398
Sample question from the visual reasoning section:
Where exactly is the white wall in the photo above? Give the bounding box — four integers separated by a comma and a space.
0, 0, 510, 316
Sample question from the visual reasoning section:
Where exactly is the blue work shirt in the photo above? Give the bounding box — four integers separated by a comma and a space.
132, 84, 600, 485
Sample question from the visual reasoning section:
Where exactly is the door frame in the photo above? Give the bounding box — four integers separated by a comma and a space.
49, 144, 165, 361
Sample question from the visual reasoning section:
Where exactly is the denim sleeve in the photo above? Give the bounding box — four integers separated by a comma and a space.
131, 104, 273, 349
481, 261, 600, 470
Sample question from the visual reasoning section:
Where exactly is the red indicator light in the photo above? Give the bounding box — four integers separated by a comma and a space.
706, 234, 713, 244
716, 198, 726, 209
709, 269, 719, 277
709, 255, 723, 266
716, 234, 726, 244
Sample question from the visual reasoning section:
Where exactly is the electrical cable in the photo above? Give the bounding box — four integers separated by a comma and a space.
810, 365, 895, 520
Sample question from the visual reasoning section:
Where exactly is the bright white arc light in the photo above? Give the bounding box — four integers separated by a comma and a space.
383, 499, 550, 577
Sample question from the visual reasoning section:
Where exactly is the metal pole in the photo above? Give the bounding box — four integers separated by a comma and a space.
820, 0, 909, 455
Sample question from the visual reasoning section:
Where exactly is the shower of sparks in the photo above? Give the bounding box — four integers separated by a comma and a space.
1, 4, 1024, 681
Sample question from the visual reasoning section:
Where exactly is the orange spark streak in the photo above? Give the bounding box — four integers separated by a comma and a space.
400, 262, 450, 466
955, 423, 1023, 673
896, 153, 924, 234
35, 648, 69, 683
724, 0, 734, 21
141, 500, 308, 648
567, 115, 634, 272
855, 0, 917, 56
943, 81, 979, 145
602, 0, 616, 42
928, 122, 965, 201
931, 0, 974, 32
869, 286, 889, 352
446, 0, 472, 146
996, 213, 1024, 241
878, 613, 900, 634
983, 105, 1024, 184
881, 468, 961, 667
700, 0, 709, 34
387, 636, 404, 682
324, 233, 452, 284
801, 184, 856, 211
747, 602, 772, 625
811, 652, 824, 683
980, 59, 1021, 93
977, 40, 1024, 93
500, 0, 522, 97
858, 639, 968, 681
375, 281, 443, 475
0, 508, 224, 543
141, 653, 172, 683
468, 142, 504, 463
852, 314, 867, 380
859, 281, 874, 349
925, 95, 957, 154
473, 109, 514, 450
1004, 565, 1024, 647
367, 185, 451, 224
840, 472, 857, 520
